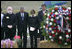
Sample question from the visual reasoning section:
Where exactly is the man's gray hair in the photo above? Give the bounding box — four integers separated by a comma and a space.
20, 7, 24, 10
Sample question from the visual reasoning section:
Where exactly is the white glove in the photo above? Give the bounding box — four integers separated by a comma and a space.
30, 27, 35, 31
7, 25, 13, 29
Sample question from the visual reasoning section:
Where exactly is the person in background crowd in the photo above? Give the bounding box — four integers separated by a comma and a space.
28, 9, 40, 48
1, 8, 4, 40
16, 7, 29, 48
38, 4, 48, 41
3, 6, 17, 40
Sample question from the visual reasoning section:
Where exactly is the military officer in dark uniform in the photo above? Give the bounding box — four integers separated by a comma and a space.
28, 9, 40, 48
38, 4, 48, 41
16, 7, 29, 48
3, 6, 17, 40
1, 8, 4, 40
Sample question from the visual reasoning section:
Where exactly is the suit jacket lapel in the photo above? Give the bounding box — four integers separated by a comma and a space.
24, 12, 26, 20
41, 10, 44, 16
19, 12, 22, 20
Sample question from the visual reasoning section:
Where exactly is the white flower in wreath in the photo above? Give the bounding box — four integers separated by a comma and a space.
59, 36, 62, 39
52, 31, 54, 34
46, 18, 49, 21
49, 36, 52, 38
67, 7, 71, 10
64, 42, 68, 45
49, 22, 52, 25
55, 12, 59, 15
59, 15, 62, 17
56, 17, 59, 20
66, 17, 69, 20
46, 21, 49, 24
66, 35, 69, 38
43, 25, 45, 28
55, 33, 58, 35
49, 27, 52, 30
51, 18, 54, 21
46, 30, 48, 33
51, 39, 54, 42
52, 10, 55, 12
68, 29, 71, 32
47, 13, 50, 16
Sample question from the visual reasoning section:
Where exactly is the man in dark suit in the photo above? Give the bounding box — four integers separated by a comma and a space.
16, 7, 29, 48
1, 8, 4, 40
3, 6, 17, 40
38, 4, 48, 41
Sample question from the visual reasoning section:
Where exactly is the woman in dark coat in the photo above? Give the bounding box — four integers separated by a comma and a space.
28, 9, 40, 48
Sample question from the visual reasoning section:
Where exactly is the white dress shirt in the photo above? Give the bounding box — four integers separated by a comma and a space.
43, 10, 46, 14
21, 13, 24, 20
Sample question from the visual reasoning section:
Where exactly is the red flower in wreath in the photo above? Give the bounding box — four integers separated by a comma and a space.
49, 16, 51, 19
69, 14, 71, 17
69, 17, 71, 21
56, 26, 58, 29
68, 10, 71, 12
49, 33, 52, 35
54, 7, 58, 11
66, 32, 69, 35
54, 30, 56, 33
66, 39, 70, 42
54, 19, 56, 22
51, 12, 53, 15
54, 14, 56, 17
51, 26, 54, 28
52, 34, 55, 37
62, 7, 66, 10
57, 29, 59, 32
